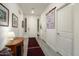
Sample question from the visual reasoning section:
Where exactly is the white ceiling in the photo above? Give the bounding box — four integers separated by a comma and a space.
18, 3, 50, 16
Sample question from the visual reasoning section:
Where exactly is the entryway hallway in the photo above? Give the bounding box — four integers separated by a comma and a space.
1, 3, 79, 56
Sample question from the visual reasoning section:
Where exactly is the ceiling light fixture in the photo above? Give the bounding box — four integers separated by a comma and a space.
31, 8, 34, 14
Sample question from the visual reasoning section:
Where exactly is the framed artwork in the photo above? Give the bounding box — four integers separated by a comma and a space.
25, 18, 27, 32
46, 7, 56, 29
22, 20, 24, 28
0, 3, 9, 26
12, 13, 18, 27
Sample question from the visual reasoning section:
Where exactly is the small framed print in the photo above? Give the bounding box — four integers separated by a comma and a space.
0, 3, 9, 26
25, 18, 27, 32
22, 20, 24, 28
12, 13, 18, 27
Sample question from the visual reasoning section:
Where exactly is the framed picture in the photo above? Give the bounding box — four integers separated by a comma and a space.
25, 18, 27, 32
12, 13, 18, 27
46, 7, 56, 29
22, 20, 24, 28
0, 3, 9, 26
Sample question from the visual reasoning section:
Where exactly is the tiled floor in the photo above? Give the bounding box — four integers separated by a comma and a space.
23, 38, 61, 56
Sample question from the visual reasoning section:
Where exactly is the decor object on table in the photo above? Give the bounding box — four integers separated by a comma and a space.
4, 31, 15, 44
0, 3, 9, 26
7, 31, 15, 41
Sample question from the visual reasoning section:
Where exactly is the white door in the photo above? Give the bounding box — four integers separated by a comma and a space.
57, 4, 73, 56
27, 16, 37, 38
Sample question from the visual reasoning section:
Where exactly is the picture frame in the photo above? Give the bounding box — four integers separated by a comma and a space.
12, 13, 18, 27
0, 3, 9, 26
25, 18, 27, 32
46, 7, 56, 29
22, 20, 24, 28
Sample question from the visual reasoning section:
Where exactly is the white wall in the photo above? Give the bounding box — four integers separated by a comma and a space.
0, 3, 24, 50
57, 4, 73, 56
73, 4, 79, 56
40, 3, 79, 56
24, 15, 39, 38
40, 3, 65, 51
40, 3, 73, 56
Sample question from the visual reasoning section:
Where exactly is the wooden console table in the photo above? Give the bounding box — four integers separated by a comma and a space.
6, 37, 24, 56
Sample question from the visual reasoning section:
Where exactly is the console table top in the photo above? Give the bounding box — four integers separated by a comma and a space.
6, 37, 24, 46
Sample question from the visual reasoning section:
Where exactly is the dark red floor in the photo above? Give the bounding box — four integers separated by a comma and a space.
27, 38, 45, 56
28, 38, 39, 48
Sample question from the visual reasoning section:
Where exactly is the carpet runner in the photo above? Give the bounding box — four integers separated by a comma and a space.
27, 38, 45, 56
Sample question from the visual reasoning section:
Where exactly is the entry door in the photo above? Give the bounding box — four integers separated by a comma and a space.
57, 4, 73, 56
27, 16, 37, 38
